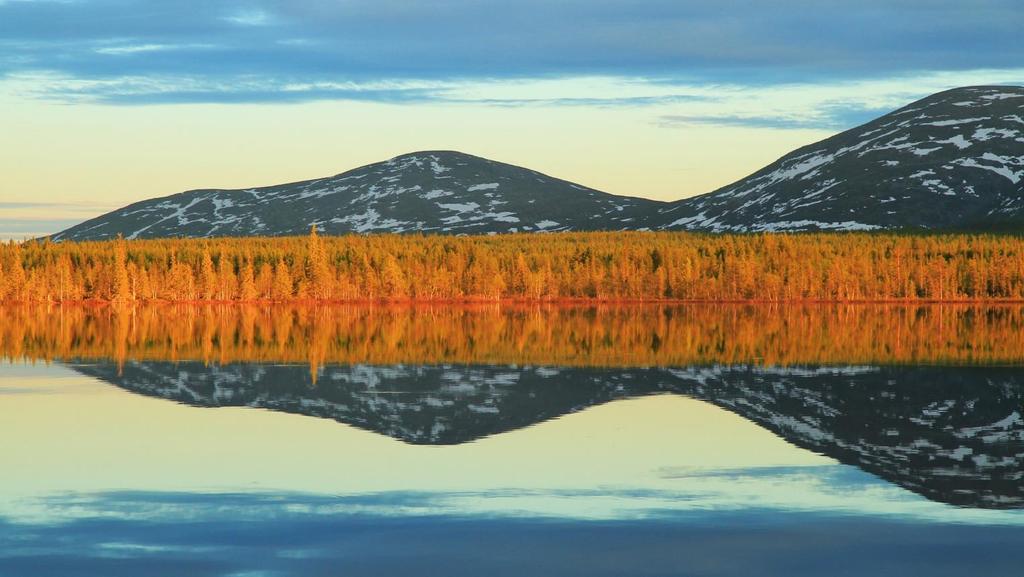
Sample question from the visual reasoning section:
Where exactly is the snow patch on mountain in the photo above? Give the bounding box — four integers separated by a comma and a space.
656, 85, 1024, 232
49, 86, 1024, 241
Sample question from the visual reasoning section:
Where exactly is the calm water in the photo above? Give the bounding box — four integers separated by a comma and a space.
1, 304, 1022, 576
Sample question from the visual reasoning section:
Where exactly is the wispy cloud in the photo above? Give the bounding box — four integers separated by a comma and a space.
222, 8, 273, 27
94, 43, 217, 56
660, 105, 894, 131
0, 201, 114, 211
0, 202, 115, 240
0, 219, 84, 240
0, 0, 1021, 107
4, 69, 1021, 136
0, 0, 77, 5
660, 114, 832, 131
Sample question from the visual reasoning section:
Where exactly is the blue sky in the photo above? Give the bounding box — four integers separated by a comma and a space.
1, 0, 1022, 238
2, 0, 1022, 104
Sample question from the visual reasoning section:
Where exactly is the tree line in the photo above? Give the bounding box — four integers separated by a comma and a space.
2, 230, 1024, 303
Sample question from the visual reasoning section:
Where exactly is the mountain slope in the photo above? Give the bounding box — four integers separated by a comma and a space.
656, 86, 1024, 232
50, 85, 1024, 240
52, 151, 661, 241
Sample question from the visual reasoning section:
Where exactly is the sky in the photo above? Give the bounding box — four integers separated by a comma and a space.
1, 0, 1023, 239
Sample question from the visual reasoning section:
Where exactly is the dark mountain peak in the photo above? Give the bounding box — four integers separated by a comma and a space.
366, 150, 495, 175
911, 84, 1024, 106
52, 150, 663, 241
50, 86, 1024, 241
657, 85, 1024, 232
387, 149, 490, 163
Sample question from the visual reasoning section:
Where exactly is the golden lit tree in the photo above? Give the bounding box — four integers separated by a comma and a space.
112, 235, 133, 303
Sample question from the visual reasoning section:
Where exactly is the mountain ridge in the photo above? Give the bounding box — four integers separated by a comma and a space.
52, 150, 662, 241
653, 85, 1024, 232
51, 85, 1024, 241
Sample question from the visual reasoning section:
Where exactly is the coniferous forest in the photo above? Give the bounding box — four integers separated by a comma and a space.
2, 230, 1024, 303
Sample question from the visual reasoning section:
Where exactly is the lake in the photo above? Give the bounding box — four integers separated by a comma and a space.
1, 304, 1022, 576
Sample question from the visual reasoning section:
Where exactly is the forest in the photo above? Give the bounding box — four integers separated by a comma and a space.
1, 230, 1024, 303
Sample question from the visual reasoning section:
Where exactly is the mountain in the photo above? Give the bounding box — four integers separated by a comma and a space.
655, 85, 1024, 232
50, 85, 1023, 240
69, 360, 1024, 509
50, 151, 661, 241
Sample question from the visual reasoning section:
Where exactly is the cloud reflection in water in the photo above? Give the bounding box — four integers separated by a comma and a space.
2, 491, 1023, 577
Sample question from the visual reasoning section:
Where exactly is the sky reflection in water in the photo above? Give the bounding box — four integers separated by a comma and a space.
1, 305, 1023, 576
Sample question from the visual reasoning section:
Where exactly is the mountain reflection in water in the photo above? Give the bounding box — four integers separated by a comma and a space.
69, 361, 1024, 510
3, 303, 1023, 512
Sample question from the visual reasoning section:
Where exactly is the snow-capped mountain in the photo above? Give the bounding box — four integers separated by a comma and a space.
50, 85, 1024, 240
655, 86, 1024, 232
69, 361, 1024, 509
51, 151, 660, 241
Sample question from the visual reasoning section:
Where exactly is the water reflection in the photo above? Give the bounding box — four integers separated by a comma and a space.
2, 300, 1024, 577
4, 303, 1024, 367
4, 492, 1022, 577
66, 361, 1024, 509
4, 303, 1020, 509
3, 304, 1023, 511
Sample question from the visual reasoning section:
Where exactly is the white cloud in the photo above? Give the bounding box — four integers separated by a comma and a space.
4, 68, 1023, 130
223, 8, 273, 27
0, 0, 78, 5
95, 43, 217, 56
